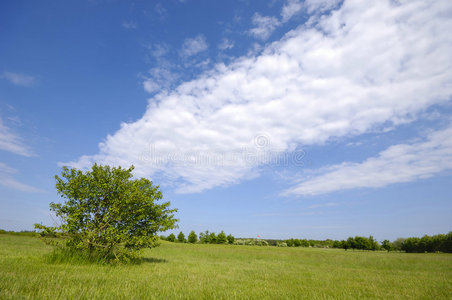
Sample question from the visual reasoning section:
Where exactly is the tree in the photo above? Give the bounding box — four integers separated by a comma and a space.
217, 231, 227, 244
293, 239, 302, 247
199, 230, 210, 243
381, 240, 393, 252
392, 238, 405, 251
209, 232, 217, 244
34, 164, 178, 263
346, 237, 356, 250
177, 231, 186, 243
188, 231, 197, 243
167, 233, 176, 243
226, 234, 235, 244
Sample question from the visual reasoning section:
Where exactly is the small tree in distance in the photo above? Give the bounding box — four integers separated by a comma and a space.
188, 231, 197, 243
227, 234, 235, 244
177, 231, 186, 243
217, 231, 227, 244
35, 164, 178, 263
209, 232, 217, 244
381, 240, 393, 252
167, 233, 176, 242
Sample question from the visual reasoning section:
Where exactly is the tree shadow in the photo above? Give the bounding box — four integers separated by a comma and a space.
141, 257, 167, 264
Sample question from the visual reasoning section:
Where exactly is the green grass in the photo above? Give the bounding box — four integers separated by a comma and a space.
1, 234, 451, 299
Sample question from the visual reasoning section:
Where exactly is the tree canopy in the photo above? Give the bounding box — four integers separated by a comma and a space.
35, 164, 178, 263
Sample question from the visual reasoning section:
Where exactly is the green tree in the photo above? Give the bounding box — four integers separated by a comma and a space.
217, 231, 227, 244
34, 164, 178, 263
188, 231, 197, 243
209, 232, 217, 244
177, 231, 186, 243
226, 234, 235, 244
167, 233, 176, 242
381, 240, 393, 252
368, 236, 380, 251
199, 230, 210, 243
392, 238, 405, 251
346, 237, 356, 250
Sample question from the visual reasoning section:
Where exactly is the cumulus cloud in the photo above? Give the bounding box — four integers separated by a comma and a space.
249, 13, 281, 40
0, 162, 43, 193
66, 0, 452, 194
180, 35, 208, 57
1, 71, 35, 87
0, 117, 33, 157
283, 124, 452, 196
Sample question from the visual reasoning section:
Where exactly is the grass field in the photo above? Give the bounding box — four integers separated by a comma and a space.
1, 234, 451, 299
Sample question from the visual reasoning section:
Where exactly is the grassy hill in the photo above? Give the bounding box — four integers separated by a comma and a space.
1, 234, 451, 299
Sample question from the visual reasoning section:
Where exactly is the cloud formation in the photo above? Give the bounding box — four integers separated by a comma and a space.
0, 117, 33, 157
1, 71, 35, 87
122, 21, 137, 29
180, 35, 208, 57
0, 162, 42, 193
249, 13, 281, 40
281, 0, 304, 22
67, 0, 452, 194
284, 124, 452, 196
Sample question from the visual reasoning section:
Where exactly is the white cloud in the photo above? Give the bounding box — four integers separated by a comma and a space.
142, 67, 179, 94
0, 117, 33, 157
122, 21, 137, 29
304, 0, 342, 14
67, 0, 452, 194
2, 71, 35, 87
0, 162, 43, 193
281, 0, 342, 22
249, 13, 281, 40
154, 3, 167, 17
284, 125, 452, 196
150, 43, 169, 58
218, 38, 234, 51
180, 35, 208, 57
281, 0, 304, 22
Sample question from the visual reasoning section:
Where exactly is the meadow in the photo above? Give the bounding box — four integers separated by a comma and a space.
1, 234, 451, 299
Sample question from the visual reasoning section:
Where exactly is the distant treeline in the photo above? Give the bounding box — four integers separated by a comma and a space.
0, 230, 37, 236
160, 230, 235, 244
2, 229, 451, 253
160, 230, 452, 253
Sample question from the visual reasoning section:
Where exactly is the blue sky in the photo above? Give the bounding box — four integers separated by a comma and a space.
1, 0, 451, 241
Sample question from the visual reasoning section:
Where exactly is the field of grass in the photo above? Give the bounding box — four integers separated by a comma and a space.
1, 234, 451, 299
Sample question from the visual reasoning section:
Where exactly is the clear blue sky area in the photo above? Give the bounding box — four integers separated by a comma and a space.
1, 0, 451, 241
